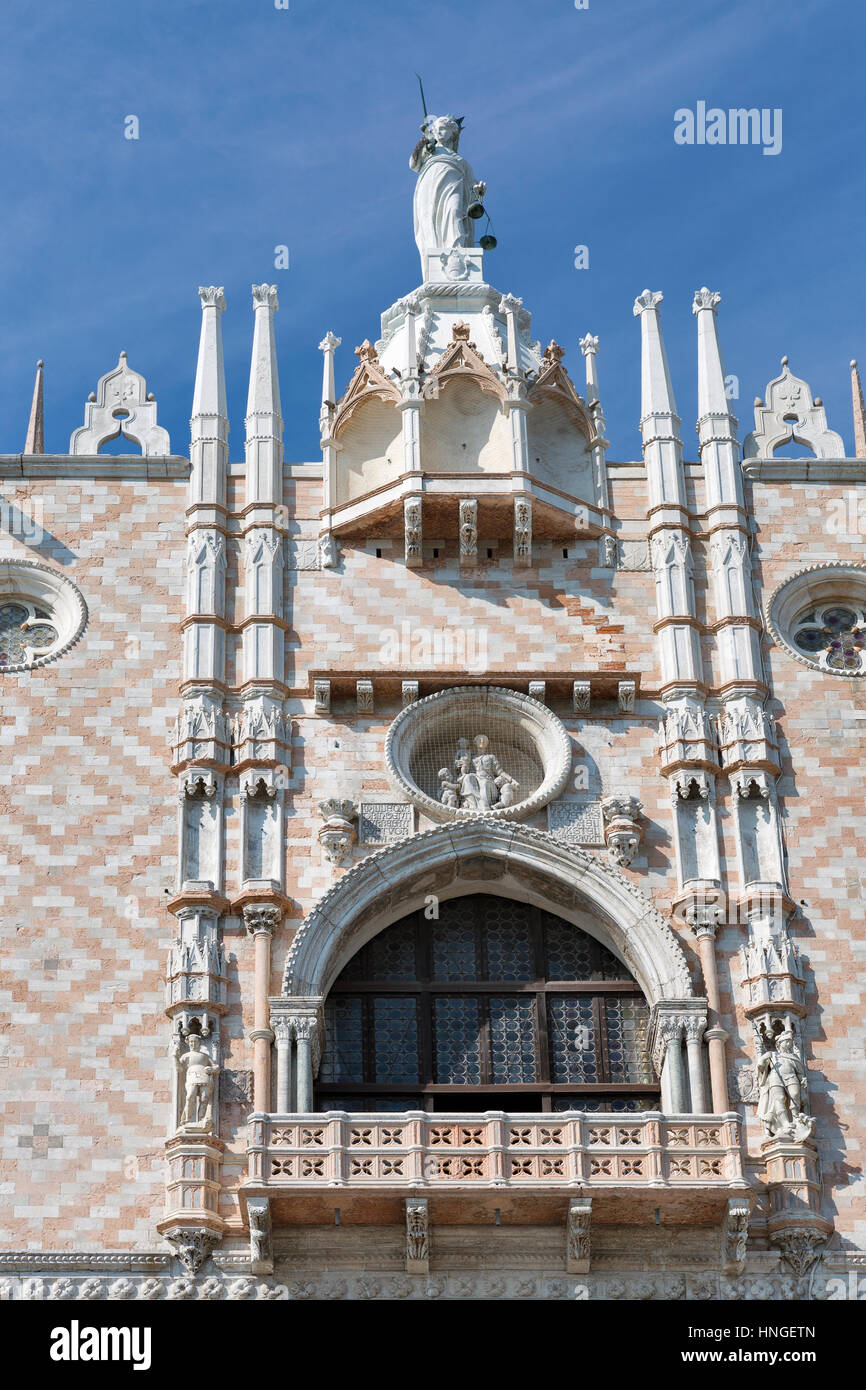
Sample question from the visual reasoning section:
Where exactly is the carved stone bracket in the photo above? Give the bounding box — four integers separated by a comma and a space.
567, 1197, 592, 1274
721, 1197, 751, 1276
247, 1198, 273, 1276
459, 499, 478, 567
600, 794, 643, 868
318, 799, 358, 867
405, 497, 422, 568
514, 498, 532, 567
573, 681, 590, 714
165, 1227, 220, 1276
406, 1198, 429, 1274
617, 681, 635, 714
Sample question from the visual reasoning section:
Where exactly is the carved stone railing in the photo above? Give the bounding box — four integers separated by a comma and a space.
246, 1112, 746, 1191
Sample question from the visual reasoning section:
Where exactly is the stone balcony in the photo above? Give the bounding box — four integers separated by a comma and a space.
244, 1111, 748, 1225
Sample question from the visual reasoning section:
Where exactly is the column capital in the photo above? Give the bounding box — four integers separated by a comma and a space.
633, 288, 663, 316
243, 903, 281, 936
252, 283, 279, 312
692, 286, 721, 315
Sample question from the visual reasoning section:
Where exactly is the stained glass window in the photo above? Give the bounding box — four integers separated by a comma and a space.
0, 602, 59, 669
317, 894, 656, 1112
792, 602, 866, 674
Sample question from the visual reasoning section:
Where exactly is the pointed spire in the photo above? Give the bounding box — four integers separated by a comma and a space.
192, 286, 227, 419
633, 290, 686, 510
851, 360, 866, 458
692, 288, 729, 417
24, 360, 44, 455
579, 334, 600, 404
245, 285, 283, 505
633, 290, 679, 421
190, 287, 228, 506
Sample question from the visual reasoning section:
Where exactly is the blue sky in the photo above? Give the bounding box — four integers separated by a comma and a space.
0, 0, 863, 461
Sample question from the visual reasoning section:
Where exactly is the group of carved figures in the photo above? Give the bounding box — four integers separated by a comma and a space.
437, 735, 519, 812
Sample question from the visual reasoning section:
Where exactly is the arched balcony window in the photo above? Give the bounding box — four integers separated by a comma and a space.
317, 895, 657, 1114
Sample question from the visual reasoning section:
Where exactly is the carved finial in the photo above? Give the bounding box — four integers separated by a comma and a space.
452, 321, 472, 342
579, 334, 599, 357
355, 340, 378, 363
23, 358, 44, 455
692, 287, 721, 314
319, 331, 341, 353
633, 289, 663, 316
543, 340, 565, 365
252, 284, 279, 311
198, 286, 226, 311
781, 354, 789, 367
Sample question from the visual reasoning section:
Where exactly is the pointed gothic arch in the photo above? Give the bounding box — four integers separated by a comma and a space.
281, 819, 694, 1008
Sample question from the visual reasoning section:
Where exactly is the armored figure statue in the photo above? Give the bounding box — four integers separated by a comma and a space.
756, 1026, 816, 1142
177, 1030, 219, 1131
410, 115, 486, 260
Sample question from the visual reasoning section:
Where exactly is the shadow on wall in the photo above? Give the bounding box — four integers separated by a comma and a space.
0, 494, 78, 567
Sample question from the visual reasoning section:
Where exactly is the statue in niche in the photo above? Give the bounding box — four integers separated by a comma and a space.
177, 1029, 219, 1132
410, 115, 486, 259
440, 735, 518, 812
756, 1026, 816, 1142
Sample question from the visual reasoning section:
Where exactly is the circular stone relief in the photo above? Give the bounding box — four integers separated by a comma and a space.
766, 563, 866, 677
0, 560, 87, 672
384, 685, 573, 823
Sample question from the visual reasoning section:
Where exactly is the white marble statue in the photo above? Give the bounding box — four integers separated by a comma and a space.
756, 1028, 815, 1142
178, 1032, 219, 1130
410, 115, 486, 259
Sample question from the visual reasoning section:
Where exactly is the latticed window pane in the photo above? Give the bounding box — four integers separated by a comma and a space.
551, 1095, 656, 1113
544, 918, 594, 979
605, 996, 652, 1083
433, 996, 482, 1083
431, 913, 477, 981
489, 996, 537, 1082
318, 1096, 418, 1113
372, 997, 420, 1083
320, 996, 364, 1083
548, 996, 598, 1082
482, 899, 534, 980
543, 916, 630, 980
341, 919, 416, 980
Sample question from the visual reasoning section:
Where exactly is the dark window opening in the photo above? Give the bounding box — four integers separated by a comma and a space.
317, 895, 657, 1113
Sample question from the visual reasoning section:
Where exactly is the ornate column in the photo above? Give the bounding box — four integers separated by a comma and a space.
269, 1001, 324, 1114
579, 332, 611, 516
319, 329, 341, 549
244, 905, 281, 1112
683, 1015, 707, 1114
684, 908, 730, 1113
161, 288, 232, 1266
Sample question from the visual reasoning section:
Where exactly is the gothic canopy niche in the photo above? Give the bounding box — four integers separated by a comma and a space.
766, 563, 866, 677
385, 685, 572, 823
282, 819, 694, 1008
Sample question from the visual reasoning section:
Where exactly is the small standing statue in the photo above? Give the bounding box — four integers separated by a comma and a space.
177, 1028, 219, 1132
755, 1025, 816, 1142
410, 115, 486, 261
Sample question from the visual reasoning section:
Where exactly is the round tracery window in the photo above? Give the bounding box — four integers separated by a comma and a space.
0, 561, 87, 672
767, 564, 866, 679
385, 686, 573, 822
792, 603, 866, 673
